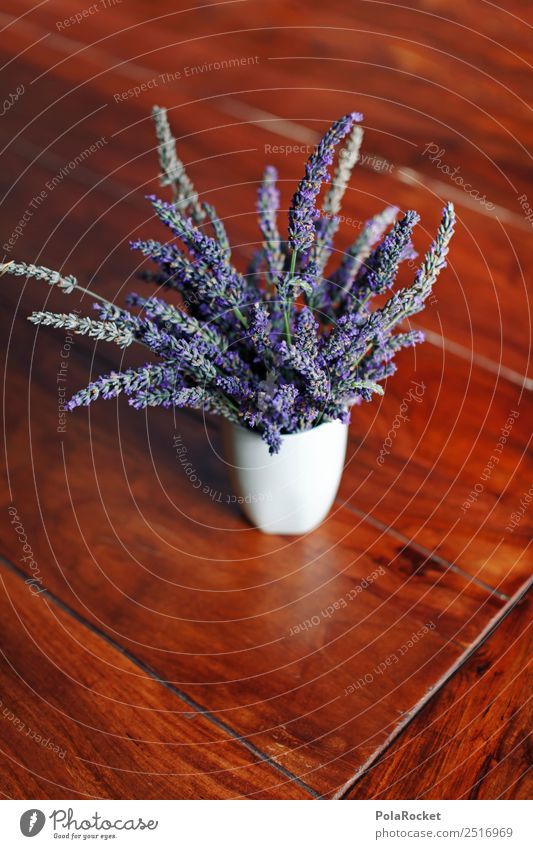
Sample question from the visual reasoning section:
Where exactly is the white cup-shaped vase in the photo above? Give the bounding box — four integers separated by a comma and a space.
221, 419, 348, 534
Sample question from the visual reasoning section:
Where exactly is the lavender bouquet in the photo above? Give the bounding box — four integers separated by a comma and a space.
1, 108, 454, 454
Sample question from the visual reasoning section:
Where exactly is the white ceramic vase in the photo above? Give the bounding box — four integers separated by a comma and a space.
222, 419, 348, 534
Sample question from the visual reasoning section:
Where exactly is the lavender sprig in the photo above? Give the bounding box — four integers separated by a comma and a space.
306, 123, 364, 282
278, 340, 331, 403
152, 105, 204, 223
202, 202, 231, 259
249, 302, 272, 354
129, 385, 239, 421
149, 195, 248, 322
125, 293, 226, 348
310, 216, 340, 278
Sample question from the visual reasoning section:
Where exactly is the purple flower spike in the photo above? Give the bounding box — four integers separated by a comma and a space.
288, 112, 363, 253
354, 210, 420, 299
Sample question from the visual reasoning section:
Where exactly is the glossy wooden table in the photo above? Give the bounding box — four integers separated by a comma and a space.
0, 0, 531, 799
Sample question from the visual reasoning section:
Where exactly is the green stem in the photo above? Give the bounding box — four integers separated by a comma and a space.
284, 250, 298, 345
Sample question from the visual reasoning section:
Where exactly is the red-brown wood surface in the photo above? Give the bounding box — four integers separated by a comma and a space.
0, 0, 531, 799
346, 593, 532, 800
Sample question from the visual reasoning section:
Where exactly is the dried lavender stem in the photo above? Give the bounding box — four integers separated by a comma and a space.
283, 250, 298, 345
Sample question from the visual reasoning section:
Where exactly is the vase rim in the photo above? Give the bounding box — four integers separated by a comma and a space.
223, 417, 347, 441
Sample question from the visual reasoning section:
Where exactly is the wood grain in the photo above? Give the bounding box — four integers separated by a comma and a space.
0, 562, 311, 799
346, 591, 532, 800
